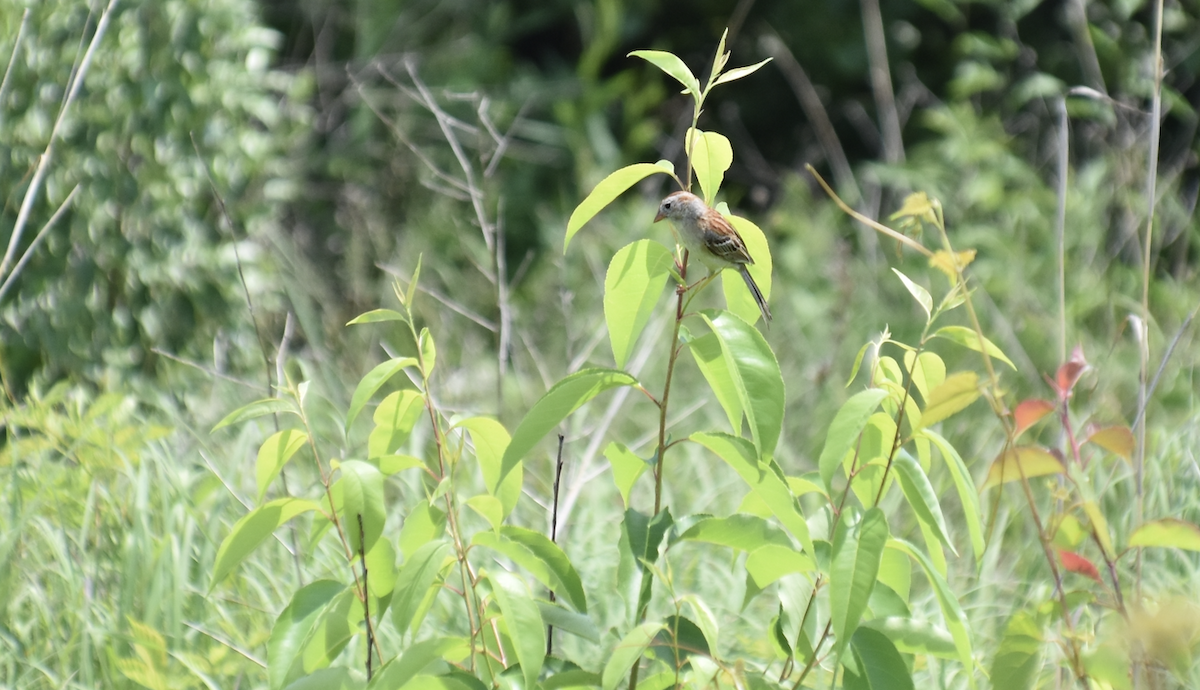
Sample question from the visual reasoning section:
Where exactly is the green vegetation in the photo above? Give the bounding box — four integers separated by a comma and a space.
2, 1, 1199, 689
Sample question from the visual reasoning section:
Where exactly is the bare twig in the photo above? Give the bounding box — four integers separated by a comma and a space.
0, 185, 79, 302
1054, 98, 1070, 363
860, 0, 905, 164
0, 0, 118, 280
762, 32, 860, 204
150, 348, 260, 389
0, 9, 30, 122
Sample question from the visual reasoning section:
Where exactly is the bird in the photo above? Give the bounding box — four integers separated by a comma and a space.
653, 190, 772, 324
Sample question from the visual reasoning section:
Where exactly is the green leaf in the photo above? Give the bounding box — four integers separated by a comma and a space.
907, 351, 946, 404
720, 213, 773, 326
604, 442, 649, 508
933, 326, 1015, 370
888, 539, 975, 688
891, 450, 956, 556
602, 622, 665, 690
565, 163, 674, 250
211, 498, 322, 587
365, 537, 398, 600
418, 327, 436, 375
472, 526, 588, 613
651, 615, 711, 667
500, 368, 638, 485
700, 310, 784, 457
334, 460, 385, 556
745, 544, 815, 588
398, 500, 447, 560
455, 416, 520, 517
628, 50, 700, 96
686, 129, 733, 205
862, 617, 957, 659
624, 507, 674, 571
378, 454, 424, 475
212, 397, 298, 432
1128, 518, 1200, 551
537, 601, 600, 643
604, 239, 674, 368
283, 668, 362, 690
819, 389, 890, 491
392, 540, 452, 634
916, 371, 980, 430
488, 569, 545, 690
268, 580, 346, 690
465, 495, 503, 532
300, 588, 361, 678
345, 357, 419, 433
256, 429, 308, 502
891, 268, 932, 322
690, 432, 812, 555
831, 508, 889, 656
688, 333, 743, 434
367, 637, 464, 690
712, 57, 773, 86
368, 390, 425, 458
921, 430, 985, 565
844, 626, 915, 690
347, 308, 407, 325
679, 513, 793, 553
989, 611, 1042, 690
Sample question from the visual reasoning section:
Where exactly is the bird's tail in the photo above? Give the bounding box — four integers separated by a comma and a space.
739, 266, 772, 326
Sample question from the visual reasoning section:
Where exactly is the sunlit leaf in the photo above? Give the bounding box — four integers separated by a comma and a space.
602, 622, 664, 690
989, 611, 1042, 690
256, 429, 308, 502
565, 162, 675, 251
712, 57, 773, 86
345, 357, 419, 433
1128, 518, 1200, 551
628, 50, 700, 96
891, 268, 932, 321
916, 371, 980, 430
932, 325, 1015, 369
721, 213, 773, 326
699, 310, 784, 456
211, 498, 322, 587
1013, 399, 1055, 439
686, 129, 733, 205
605, 240, 673, 369
488, 569, 545, 689
831, 508, 889, 657
212, 397, 298, 432
1085, 425, 1134, 463
982, 446, 1063, 490
819, 388, 890, 491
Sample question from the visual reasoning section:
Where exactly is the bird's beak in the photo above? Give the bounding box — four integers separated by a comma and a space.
653, 211, 666, 223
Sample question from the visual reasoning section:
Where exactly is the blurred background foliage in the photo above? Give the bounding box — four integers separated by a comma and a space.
2, 0, 1200, 686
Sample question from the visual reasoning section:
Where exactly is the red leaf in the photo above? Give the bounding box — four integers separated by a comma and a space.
1058, 549, 1102, 583
1013, 399, 1055, 439
1055, 346, 1089, 399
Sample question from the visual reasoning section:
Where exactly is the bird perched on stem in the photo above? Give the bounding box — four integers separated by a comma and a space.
654, 190, 771, 324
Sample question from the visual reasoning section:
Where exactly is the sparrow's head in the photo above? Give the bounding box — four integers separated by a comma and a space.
654, 191, 703, 223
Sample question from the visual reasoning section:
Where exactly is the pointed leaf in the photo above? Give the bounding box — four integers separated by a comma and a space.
982, 446, 1064, 490
1084, 425, 1134, 462
392, 540, 452, 634
1013, 399, 1055, 439
831, 508, 889, 656
700, 310, 785, 457
500, 368, 638, 485
862, 617, 957, 659
891, 268, 932, 321
745, 544, 815, 588
537, 601, 600, 643
892, 450, 956, 556
488, 569, 545, 689
922, 430, 985, 564
347, 309, 407, 325
256, 429, 308, 502
211, 498, 322, 587
1128, 518, 1200, 551
213, 398, 298, 432
712, 58, 773, 86
989, 611, 1042, 690
691, 432, 812, 554
366, 637, 466, 689
888, 539, 975, 689
604, 442, 650, 508
602, 622, 665, 690
819, 389, 890, 491
679, 513, 793, 553
916, 371, 980, 430
688, 333, 743, 433
334, 460, 385, 555
1058, 549, 1102, 583
565, 163, 674, 250
346, 357, 419, 432
933, 326, 1016, 370
605, 240, 674, 368
456, 416, 520, 516
472, 527, 587, 613
268, 580, 347, 690
628, 50, 700, 95
844, 625, 914, 690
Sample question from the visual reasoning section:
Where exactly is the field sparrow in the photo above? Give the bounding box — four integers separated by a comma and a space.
654, 191, 772, 324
